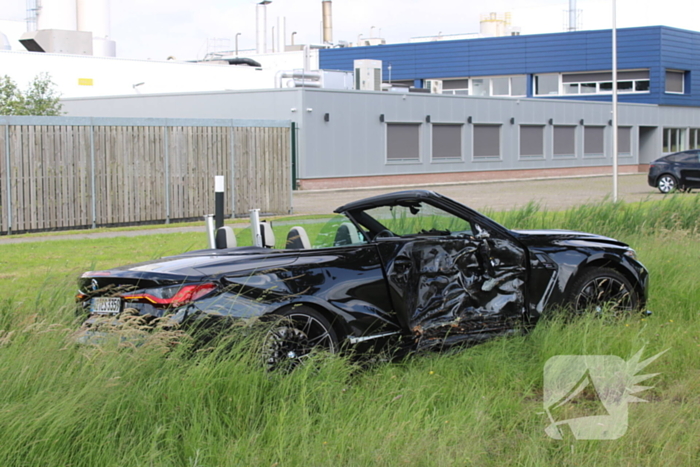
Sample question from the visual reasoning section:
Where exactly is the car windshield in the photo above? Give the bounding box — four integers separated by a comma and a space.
361, 202, 473, 237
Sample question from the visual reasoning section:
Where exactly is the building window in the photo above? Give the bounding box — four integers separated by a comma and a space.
690, 129, 700, 149
584, 126, 605, 157
665, 70, 685, 94
535, 74, 559, 95
442, 79, 469, 95
618, 127, 632, 155
432, 124, 463, 160
473, 124, 500, 159
538, 70, 650, 96
471, 78, 490, 96
519, 125, 545, 158
663, 128, 686, 152
553, 125, 577, 158
387, 123, 421, 161
562, 70, 650, 95
442, 76, 526, 97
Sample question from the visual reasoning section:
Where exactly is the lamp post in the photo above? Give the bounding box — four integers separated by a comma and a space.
612, 0, 618, 202
235, 32, 241, 56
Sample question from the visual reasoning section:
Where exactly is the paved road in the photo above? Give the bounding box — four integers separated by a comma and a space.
293, 173, 657, 214
0, 173, 664, 245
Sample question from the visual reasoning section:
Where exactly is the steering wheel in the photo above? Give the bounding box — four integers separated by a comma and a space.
374, 229, 395, 240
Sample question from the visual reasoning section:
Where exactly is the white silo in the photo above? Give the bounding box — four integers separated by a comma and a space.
77, 0, 115, 57
37, 0, 78, 31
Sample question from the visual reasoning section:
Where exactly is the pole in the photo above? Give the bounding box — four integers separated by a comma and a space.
612, 0, 618, 202
90, 125, 96, 229
214, 175, 224, 230
4, 125, 11, 233
250, 209, 262, 247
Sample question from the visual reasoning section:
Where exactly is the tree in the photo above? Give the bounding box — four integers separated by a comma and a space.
0, 73, 63, 116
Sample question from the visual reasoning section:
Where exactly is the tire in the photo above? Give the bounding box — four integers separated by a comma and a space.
657, 174, 678, 194
567, 268, 639, 314
263, 306, 338, 372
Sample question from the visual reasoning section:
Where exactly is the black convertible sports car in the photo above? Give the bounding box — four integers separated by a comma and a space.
77, 190, 648, 368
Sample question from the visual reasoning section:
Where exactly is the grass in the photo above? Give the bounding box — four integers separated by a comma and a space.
1, 197, 699, 466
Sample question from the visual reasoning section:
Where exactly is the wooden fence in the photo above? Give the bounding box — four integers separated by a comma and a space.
0, 116, 292, 234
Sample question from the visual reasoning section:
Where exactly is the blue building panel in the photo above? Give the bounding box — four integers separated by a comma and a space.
320, 26, 700, 107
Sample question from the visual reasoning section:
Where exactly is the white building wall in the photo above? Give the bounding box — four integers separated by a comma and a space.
0, 50, 282, 97
0, 48, 319, 97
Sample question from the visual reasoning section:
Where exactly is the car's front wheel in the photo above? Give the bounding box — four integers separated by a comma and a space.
568, 268, 639, 314
263, 306, 338, 372
657, 174, 678, 193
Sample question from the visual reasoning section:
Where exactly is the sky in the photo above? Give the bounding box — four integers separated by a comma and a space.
1, 0, 700, 61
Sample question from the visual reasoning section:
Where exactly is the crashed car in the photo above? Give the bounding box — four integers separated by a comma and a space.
77, 190, 648, 368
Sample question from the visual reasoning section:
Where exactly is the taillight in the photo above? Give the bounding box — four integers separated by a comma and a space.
122, 283, 217, 308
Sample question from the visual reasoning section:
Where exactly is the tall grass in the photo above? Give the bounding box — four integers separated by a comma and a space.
1, 199, 699, 465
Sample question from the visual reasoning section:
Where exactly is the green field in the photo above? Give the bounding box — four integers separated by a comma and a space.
1, 198, 699, 466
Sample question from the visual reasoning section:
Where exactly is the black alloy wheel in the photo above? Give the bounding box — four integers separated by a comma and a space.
568, 268, 638, 314
263, 307, 338, 372
657, 174, 678, 194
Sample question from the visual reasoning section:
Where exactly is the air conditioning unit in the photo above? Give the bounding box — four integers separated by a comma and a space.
353, 59, 382, 91
425, 79, 443, 94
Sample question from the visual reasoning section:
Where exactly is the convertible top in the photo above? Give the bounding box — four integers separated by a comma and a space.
334, 190, 444, 214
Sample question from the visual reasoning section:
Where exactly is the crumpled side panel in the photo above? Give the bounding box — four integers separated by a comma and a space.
384, 237, 526, 342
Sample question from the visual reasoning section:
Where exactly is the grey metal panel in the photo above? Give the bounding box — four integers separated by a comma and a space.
387, 123, 421, 160
59, 87, 700, 181
520, 125, 544, 157
618, 127, 632, 154
553, 125, 576, 156
432, 124, 462, 159
473, 124, 500, 158
584, 126, 606, 155
665, 71, 684, 93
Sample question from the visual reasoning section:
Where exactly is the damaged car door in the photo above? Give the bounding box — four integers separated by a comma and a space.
360, 201, 528, 347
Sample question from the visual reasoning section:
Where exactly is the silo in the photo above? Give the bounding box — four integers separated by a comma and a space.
77, 0, 115, 56
37, 0, 78, 31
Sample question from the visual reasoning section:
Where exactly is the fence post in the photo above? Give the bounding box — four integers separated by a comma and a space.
164, 126, 170, 224
4, 125, 11, 234
230, 125, 236, 217
90, 125, 96, 229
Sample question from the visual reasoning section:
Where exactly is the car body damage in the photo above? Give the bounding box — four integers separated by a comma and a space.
381, 236, 526, 347
76, 190, 649, 362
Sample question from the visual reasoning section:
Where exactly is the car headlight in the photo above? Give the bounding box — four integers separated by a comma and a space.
624, 248, 638, 261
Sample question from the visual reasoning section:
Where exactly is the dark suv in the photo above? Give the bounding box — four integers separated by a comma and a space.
648, 150, 700, 193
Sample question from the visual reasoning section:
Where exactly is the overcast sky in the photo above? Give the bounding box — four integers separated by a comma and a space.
1, 0, 699, 61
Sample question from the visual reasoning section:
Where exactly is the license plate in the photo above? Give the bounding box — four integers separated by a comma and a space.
90, 297, 122, 315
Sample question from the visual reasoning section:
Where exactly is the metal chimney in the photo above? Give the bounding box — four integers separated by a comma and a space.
568, 0, 577, 32
322, 0, 332, 44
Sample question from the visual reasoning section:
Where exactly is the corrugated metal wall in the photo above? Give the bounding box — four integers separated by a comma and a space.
320, 26, 700, 107
61, 89, 700, 181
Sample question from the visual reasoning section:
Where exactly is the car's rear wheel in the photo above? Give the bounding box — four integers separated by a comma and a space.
657, 174, 678, 193
263, 306, 338, 372
568, 268, 639, 314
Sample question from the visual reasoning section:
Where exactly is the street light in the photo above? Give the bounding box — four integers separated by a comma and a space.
612, 0, 618, 202
235, 32, 241, 56
291, 31, 297, 46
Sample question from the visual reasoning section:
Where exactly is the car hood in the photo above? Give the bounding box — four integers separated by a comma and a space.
512, 229, 628, 248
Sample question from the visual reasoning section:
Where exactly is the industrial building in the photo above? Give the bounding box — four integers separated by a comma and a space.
61, 24, 700, 189
4, 1, 700, 190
